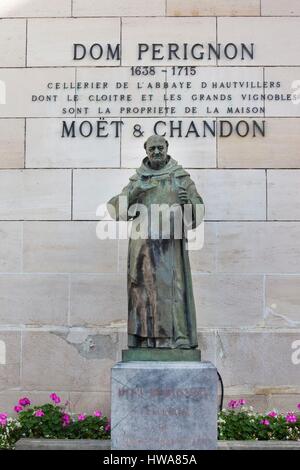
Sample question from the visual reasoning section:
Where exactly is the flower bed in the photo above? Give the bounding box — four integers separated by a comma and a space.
1, 395, 300, 449
0, 393, 110, 450
218, 399, 300, 441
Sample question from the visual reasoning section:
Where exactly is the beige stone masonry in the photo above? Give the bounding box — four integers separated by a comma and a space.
0, 119, 24, 169
265, 275, 300, 328
70, 274, 127, 326
73, 0, 165, 17
218, 119, 300, 168
0, 332, 21, 391
218, 18, 300, 66
26, 119, 121, 168
267, 170, 300, 220
261, 0, 300, 16
73, 169, 133, 220
23, 222, 118, 273
0, 170, 71, 220
21, 331, 114, 391
0, 274, 69, 325
217, 222, 300, 273
193, 273, 263, 328
0, 19, 26, 67
167, 0, 260, 17
0, 0, 72, 17
27, 18, 120, 67
0, 222, 22, 272
216, 331, 300, 388
189, 169, 266, 220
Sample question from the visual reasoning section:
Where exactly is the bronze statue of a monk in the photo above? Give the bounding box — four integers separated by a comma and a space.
107, 135, 204, 349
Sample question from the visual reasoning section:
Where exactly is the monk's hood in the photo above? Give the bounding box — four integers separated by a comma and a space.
135, 156, 189, 178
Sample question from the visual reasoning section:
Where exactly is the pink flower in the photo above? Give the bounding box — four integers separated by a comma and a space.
34, 409, 45, 417
297, 403, 300, 410
268, 411, 277, 418
227, 398, 246, 409
50, 393, 61, 404
14, 405, 23, 413
0, 413, 8, 428
62, 413, 71, 427
227, 400, 239, 409
94, 410, 102, 418
260, 419, 270, 426
18, 397, 30, 407
105, 423, 111, 432
286, 413, 297, 424
78, 413, 86, 421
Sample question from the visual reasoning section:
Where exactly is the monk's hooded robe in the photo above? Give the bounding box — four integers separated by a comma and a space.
107, 155, 204, 349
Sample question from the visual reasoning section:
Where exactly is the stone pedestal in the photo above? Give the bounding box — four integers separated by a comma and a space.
111, 361, 218, 450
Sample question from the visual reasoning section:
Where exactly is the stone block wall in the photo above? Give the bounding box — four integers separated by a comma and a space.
0, 0, 300, 415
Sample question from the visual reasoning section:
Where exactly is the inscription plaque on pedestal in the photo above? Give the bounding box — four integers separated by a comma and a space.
111, 361, 218, 450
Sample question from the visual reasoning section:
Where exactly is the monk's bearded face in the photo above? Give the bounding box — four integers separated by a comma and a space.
145, 137, 168, 170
